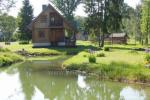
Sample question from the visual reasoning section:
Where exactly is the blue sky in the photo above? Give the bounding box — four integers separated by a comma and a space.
9, 0, 141, 17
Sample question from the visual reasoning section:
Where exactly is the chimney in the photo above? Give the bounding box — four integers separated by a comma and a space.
42, 5, 47, 11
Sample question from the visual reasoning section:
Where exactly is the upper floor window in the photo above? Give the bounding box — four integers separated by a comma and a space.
50, 17, 55, 24
38, 30, 45, 38
40, 15, 47, 23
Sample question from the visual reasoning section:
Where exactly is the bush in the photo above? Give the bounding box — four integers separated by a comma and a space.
89, 55, 96, 63
97, 52, 105, 57
19, 41, 29, 45
104, 47, 110, 51
83, 54, 87, 57
145, 54, 150, 63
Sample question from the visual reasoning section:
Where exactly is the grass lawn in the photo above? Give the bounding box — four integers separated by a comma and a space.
0, 41, 99, 55
63, 50, 145, 65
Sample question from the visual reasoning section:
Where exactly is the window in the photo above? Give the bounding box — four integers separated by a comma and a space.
40, 15, 47, 23
38, 30, 45, 38
50, 16, 55, 25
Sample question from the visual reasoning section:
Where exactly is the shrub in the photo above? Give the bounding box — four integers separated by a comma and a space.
97, 52, 105, 57
89, 55, 96, 63
104, 47, 110, 51
145, 54, 150, 63
19, 41, 29, 45
83, 54, 87, 57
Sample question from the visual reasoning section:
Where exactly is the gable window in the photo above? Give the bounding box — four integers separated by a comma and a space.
40, 15, 47, 23
38, 30, 45, 38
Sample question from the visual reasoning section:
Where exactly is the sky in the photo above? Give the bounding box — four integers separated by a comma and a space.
9, 0, 141, 17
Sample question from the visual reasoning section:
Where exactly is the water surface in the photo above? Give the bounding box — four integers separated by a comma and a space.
0, 62, 150, 100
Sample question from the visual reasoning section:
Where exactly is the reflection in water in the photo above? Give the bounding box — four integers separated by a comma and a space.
0, 73, 25, 100
120, 86, 146, 100
77, 75, 88, 89
0, 62, 149, 100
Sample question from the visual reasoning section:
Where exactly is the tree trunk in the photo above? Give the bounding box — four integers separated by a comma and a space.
145, 36, 148, 45
98, 34, 101, 47
100, 33, 104, 47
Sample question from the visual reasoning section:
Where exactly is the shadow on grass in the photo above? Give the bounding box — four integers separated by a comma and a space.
108, 46, 145, 51
45, 45, 101, 55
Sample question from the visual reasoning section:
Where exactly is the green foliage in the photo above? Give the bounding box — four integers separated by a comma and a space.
18, 0, 33, 41
12, 31, 21, 41
104, 47, 110, 51
0, 14, 16, 41
0, 53, 23, 67
122, 3, 136, 39
50, 0, 80, 20
97, 52, 105, 57
141, 0, 150, 45
19, 41, 29, 45
89, 55, 96, 63
145, 54, 150, 62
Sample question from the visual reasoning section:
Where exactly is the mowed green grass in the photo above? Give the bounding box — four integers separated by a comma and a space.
63, 50, 145, 66
0, 41, 98, 55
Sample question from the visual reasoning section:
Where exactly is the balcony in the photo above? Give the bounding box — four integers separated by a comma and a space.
49, 21, 63, 27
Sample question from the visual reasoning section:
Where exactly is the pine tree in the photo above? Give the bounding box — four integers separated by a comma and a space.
18, 0, 33, 41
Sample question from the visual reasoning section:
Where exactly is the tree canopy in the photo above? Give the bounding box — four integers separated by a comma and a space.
141, 0, 150, 45
0, 14, 16, 41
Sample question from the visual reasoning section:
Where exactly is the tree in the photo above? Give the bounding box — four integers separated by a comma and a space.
0, 14, 16, 41
107, 0, 124, 33
135, 4, 142, 44
18, 0, 33, 41
141, 0, 150, 45
122, 3, 137, 43
49, 0, 81, 21
84, 0, 105, 47
84, 0, 124, 47
0, 0, 16, 13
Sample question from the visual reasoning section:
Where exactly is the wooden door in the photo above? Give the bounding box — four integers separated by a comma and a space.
49, 29, 64, 42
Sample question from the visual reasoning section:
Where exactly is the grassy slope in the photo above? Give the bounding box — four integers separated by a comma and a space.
64, 50, 145, 65
0, 52, 24, 67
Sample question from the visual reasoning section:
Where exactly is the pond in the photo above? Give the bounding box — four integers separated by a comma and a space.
0, 61, 150, 100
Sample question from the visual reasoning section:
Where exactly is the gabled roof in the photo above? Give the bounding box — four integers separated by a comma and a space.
110, 33, 127, 38
29, 3, 75, 30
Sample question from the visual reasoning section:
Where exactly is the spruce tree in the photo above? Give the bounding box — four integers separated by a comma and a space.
18, 0, 33, 41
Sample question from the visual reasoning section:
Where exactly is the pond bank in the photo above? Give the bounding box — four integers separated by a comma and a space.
0, 52, 24, 67
63, 62, 150, 85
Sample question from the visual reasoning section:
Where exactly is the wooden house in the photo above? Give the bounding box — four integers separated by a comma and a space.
105, 33, 128, 44
29, 4, 76, 47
